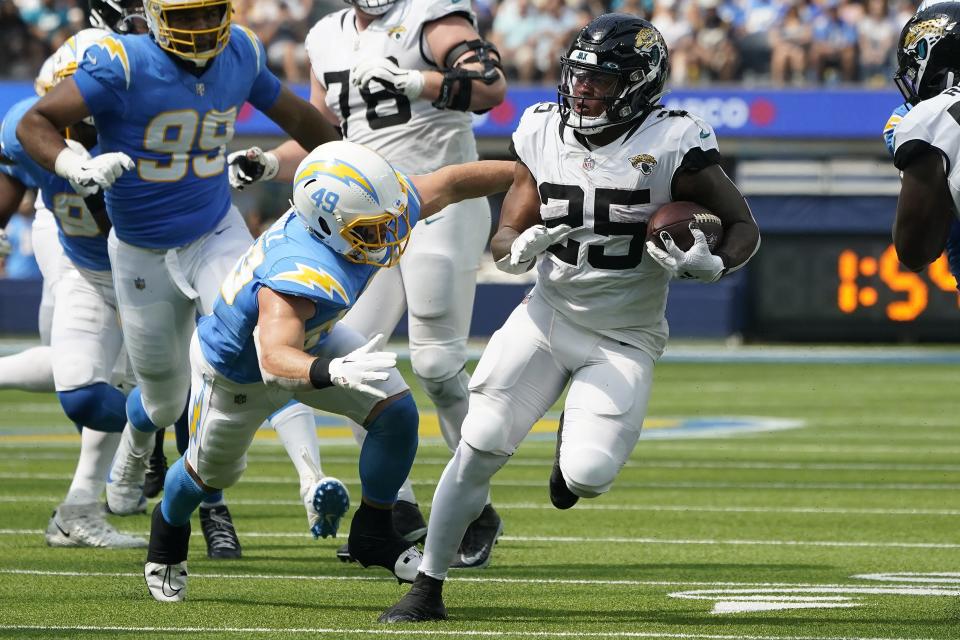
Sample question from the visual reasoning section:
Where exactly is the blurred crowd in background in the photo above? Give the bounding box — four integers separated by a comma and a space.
0, 0, 922, 87
0, 0, 923, 276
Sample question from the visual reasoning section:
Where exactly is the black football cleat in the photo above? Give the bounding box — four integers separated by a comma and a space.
549, 412, 579, 509
143, 429, 168, 499
393, 499, 428, 544
378, 573, 448, 623
450, 504, 502, 569
335, 499, 427, 562
199, 504, 242, 559
348, 503, 421, 582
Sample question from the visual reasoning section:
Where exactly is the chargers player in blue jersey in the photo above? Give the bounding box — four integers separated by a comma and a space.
1, 29, 146, 549
17, 0, 341, 558
144, 140, 513, 602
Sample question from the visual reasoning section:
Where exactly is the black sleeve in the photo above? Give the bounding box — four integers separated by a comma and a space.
894, 139, 951, 174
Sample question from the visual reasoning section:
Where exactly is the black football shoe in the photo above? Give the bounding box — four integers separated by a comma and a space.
549, 412, 579, 510
393, 499, 428, 543
348, 502, 421, 583
450, 504, 502, 569
336, 499, 427, 562
143, 429, 168, 499
378, 573, 448, 623
199, 504, 242, 559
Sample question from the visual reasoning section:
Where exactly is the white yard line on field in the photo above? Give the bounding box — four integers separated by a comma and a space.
0, 624, 942, 640
3, 495, 960, 517
0, 530, 956, 549
2, 472, 959, 491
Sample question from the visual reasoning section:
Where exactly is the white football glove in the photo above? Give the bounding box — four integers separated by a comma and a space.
227, 146, 279, 190
54, 145, 133, 197
495, 224, 574, 274
351, 57, 425, 100
328, 333, 397, 400
0, 231, 11, 258
645, 226, 725, 283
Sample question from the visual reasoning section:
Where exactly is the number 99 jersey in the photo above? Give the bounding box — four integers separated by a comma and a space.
512, 102, 721, 359
305, 0, 479, 174
894, 86, 960, 214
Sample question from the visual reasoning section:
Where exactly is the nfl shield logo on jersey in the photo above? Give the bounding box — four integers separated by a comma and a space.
582, 156, 596, 171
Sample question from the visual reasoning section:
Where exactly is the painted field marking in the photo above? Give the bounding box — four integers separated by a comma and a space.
4, 568, 960, 592
669, 573, 960, 614
0, 530, 956, 549
3, 495, 957, 517
0, 624, 941, 640
2, 471, 958, 491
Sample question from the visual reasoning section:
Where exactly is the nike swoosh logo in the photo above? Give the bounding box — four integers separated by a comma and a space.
213, 226, 231, 236
161, 566, 183, 598
55, 521, 70, 537
423, 216, 443, 225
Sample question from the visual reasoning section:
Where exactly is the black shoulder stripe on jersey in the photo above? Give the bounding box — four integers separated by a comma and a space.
894, 139, 951, 174
669, 147, 723, 200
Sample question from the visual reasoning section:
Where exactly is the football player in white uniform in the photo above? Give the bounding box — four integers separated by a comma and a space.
379, 14, 761, 622
0, 55, 60, 394
890, 3, 960, 273
227, 0, 508, 568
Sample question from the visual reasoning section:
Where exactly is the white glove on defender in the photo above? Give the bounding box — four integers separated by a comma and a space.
54, 144, 133, 197
0, 231, 10, 258
496, 224, 574, 274
645, 226, 725, 283
227, 147, 279, 190
351, 57, 425, 100
328, 334, 397, 400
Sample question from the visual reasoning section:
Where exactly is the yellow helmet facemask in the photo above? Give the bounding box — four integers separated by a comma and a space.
145, 0, 232, 64
339, 209, 411, 268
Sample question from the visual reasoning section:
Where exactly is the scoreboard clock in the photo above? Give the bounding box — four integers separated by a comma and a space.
751, 235, 960, 341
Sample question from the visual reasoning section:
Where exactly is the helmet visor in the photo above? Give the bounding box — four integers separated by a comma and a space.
559, 61, 623, 119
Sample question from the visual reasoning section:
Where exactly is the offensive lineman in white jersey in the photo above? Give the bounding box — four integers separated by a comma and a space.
890, 3, 960, 272
228, 0, 508, 568
379, 14, 761, 622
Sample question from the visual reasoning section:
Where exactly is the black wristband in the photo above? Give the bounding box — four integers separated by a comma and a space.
308, 357, 333, 389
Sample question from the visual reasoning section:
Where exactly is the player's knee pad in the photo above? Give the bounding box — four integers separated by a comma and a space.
417, 366, 469, 410
57, 382, 127, 433
560, 447, 618, 498
411, 343, 467, 388
461, 393, 513, 455
358, 393, 419, 504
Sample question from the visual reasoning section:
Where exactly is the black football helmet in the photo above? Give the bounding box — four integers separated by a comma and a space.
87, 0, 148, 34
894, 2, 960, 105
558, 13, 669, 133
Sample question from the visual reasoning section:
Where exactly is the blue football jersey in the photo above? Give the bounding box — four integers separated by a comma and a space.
198, 175, 422, 384
73, 27, 282, 249
1, 97, 110, 271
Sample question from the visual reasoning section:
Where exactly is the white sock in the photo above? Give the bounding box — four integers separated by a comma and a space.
126, 422, 155, 453
64, 429, 121, 504
271, 403, 321, 496
420, 443, 507, 580
0, 346, 54, 391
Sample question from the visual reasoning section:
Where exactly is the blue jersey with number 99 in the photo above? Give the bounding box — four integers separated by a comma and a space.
73, 27, 282, 249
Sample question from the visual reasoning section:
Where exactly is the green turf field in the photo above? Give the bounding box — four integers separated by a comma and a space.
0, 358, 958, 639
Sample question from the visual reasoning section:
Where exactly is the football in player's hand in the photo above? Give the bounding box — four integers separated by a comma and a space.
646, 201, 723, 252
